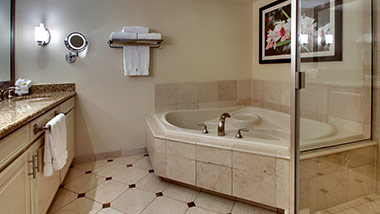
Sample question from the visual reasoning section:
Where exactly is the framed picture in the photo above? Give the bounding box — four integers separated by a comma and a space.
259, 0, 342, 64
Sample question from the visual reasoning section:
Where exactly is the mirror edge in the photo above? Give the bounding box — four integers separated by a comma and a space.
0, 0, 15, 88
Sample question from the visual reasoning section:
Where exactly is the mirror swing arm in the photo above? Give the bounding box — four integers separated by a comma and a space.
64, 32, 88, 63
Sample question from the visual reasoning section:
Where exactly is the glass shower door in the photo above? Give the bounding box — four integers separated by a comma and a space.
293, 0, 373, 213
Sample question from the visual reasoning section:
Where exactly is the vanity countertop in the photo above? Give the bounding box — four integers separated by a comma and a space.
0, 84, 76, 140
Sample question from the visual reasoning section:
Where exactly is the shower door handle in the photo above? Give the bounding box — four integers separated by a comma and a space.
296, 72, 305, 89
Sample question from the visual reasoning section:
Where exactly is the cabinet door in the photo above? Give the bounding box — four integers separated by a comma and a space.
0, 151, 31, 214
31, 136, 60, 214
60, 109, 75, 183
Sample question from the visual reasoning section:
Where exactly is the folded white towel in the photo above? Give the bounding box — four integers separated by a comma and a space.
110, 32, 137, 41
137, 33, 162, 40
44, 114, 67, 177
122, 26, 150, 76
122, 26, 149, 33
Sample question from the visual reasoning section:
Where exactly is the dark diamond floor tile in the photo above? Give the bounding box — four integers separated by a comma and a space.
106, 177, 112, 181
149, 169, 154, 173
85, 170, 92, 174
78, 193, 86, 198
108, 159, 113, 162
187, 202, 196, 208
156, 192, 163, 197
127, 164, 133, 167
103, 203, 111, 208
129, 184, 136, 188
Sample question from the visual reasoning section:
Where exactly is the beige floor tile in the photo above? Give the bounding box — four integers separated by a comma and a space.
111, 188, 156, 214
342, 208, 361, 214
86, 180, 129, 203
134, 157, 154, 170
141, 196, 188, 214
56, 197, 102, 214
186, 207, 221, 214
96, 208, 125, 214
231, 201, 275, 214
64, 174, 104, 193
62, 168, 85, 184
194, 192, 234, 213
163, 184, 199, 202
353, 204, 377, 214
114, 155, 144, 166
93, 162, 127, 177
47, 189, 77, 213
137, 173, 168, 193
74, 160, 109, 171
112, 166, 148, 185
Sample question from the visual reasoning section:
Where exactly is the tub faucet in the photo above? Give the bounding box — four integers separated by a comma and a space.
218, 113, 231, 136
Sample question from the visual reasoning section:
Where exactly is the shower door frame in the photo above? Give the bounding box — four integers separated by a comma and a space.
290, 0, 375, 213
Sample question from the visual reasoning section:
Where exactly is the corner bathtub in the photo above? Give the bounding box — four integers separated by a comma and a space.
145, 106, 364, 210
157, 106, 363, 151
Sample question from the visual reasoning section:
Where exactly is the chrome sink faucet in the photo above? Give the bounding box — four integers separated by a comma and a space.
218, 113, 231, 136
0, 87, 17, 101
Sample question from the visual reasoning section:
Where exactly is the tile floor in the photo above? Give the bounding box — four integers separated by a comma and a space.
318, 194, 380, 214
48, 154, 278, 214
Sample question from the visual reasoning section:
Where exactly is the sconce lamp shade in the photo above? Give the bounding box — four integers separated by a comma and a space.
34, 23, 50, 46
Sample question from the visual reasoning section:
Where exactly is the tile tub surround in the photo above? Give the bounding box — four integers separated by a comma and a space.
155, 79, 371, 138
299, 145, 378, 213
145, 115, 290, 211
47, 154, 281, 214
154, 80, 252, 113
0, 84, 76, 140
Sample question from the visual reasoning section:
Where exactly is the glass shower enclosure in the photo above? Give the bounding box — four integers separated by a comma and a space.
290, 0, 376, 213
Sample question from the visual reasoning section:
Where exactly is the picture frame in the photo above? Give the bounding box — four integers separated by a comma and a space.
259, 0, 342, 64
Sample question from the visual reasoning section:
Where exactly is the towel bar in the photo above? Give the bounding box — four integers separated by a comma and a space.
33, 111, 67, 134
33, 124, 51, 134
107, 39, 162, 48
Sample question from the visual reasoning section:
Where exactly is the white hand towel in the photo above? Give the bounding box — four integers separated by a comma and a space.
44, 113, 67, 177
122, 26, 150, 76
137, 33, 162, 40
110, 32, 137, 41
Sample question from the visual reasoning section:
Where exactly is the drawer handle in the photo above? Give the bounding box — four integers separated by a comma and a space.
28, 154, 37, 179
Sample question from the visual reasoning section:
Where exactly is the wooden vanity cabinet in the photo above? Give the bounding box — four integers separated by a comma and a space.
0, 150, 31, 214
0, 97, 75, 214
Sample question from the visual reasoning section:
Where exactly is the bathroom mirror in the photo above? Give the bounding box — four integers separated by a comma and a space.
0, 0, 15, 87
64, 32, 88, 63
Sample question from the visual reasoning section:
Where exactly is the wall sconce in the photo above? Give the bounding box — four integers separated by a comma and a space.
34, 23, 50, 46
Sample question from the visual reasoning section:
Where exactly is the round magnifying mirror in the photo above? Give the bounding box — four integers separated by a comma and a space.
64, 32, 88, 63
64, 32, 88, 52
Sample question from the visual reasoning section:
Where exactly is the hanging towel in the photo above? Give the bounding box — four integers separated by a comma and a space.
110, 32, 137, 41
122, 26, 150, 76
44, 113, 67, 177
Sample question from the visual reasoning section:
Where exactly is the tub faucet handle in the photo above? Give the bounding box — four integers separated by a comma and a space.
197, 123, 208, 134
235, 128, 249, 139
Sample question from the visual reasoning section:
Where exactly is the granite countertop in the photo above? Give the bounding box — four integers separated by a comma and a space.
0, 84, 76, 140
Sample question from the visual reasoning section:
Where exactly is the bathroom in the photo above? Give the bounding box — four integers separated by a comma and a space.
0, 0, 379, 213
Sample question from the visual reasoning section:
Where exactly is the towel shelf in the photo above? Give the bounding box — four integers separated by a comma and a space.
107, 39, 163, 48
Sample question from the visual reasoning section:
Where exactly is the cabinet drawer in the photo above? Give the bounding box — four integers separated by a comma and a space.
0, 126, 30, 171
29, 107, 59, 142
60, 97, 74, 114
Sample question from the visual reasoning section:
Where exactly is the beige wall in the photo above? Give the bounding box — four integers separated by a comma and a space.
252, 0, 371, 87
15, 0, 253, 156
